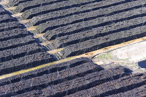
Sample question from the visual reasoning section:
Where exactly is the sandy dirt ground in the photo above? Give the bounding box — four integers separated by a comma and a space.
93, 40, 146, 73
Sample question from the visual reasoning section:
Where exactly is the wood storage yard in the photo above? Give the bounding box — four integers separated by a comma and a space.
0, 0, 146, 96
